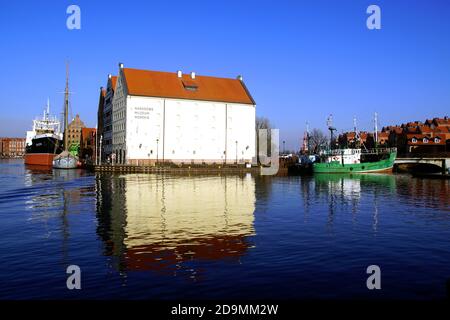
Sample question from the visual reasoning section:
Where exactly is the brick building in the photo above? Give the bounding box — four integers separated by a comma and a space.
0, 137, 26, 157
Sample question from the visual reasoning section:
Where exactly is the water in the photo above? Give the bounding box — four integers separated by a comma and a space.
0, 159, 449, 300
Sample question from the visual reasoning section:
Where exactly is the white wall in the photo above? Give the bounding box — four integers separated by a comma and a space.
124, 95, 255, 164
126, 96, 164, 160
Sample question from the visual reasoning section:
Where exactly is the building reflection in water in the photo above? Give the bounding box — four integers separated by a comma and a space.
395, 176, 449, 212
95, 174, 256, 278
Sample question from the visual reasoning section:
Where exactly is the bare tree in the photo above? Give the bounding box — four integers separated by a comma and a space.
309, 128, 328, 153
256, 116, 273, 160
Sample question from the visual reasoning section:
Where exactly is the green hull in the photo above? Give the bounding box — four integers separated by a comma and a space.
313, 151, 396, 173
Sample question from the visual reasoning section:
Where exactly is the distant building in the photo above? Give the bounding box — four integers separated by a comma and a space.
96, 87, 106, 161
384, 116, 450, 154
105, 63, 256, 165
67, 114, 86, 150
99, 75, 117, 162
80, 127, 96, 162
338, 131, 380, 149
0, 137, 26, 157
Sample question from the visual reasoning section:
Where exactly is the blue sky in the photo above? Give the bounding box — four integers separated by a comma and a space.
1, 0, 449, 150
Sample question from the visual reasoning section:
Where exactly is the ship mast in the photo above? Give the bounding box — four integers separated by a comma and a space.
64, 62, 69, 152
373, 112, 378, 147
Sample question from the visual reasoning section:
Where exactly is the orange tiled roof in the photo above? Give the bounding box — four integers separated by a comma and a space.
418, 125, 432, 133
111, 76, 117, 90
434, 117, 450, 126
406, 133, 445, 145
346, 132, 356, 139
122, 68, 254, 105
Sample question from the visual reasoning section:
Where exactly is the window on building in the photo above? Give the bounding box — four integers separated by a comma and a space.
423, 138, 428, 143
411, 138, 417, 143
182, 80, 198, 91
435, 137, 440, 143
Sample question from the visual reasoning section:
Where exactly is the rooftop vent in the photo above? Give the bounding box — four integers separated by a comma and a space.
237, 75, 243, 81
177, 70, 182, 78
119, 62, 124, 69
190, 72, 196, 79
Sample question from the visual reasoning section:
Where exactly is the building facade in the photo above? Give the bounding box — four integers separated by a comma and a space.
100, 75, 117, 162
109, 64, 256, 165
385, 116, 450, 154
80, 127, 97, 162
0, 137, 26, 157
96, 87, 106, 162
67, 114, 86, 150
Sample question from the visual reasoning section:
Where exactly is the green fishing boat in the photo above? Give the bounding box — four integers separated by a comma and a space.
313, 148, 397, 173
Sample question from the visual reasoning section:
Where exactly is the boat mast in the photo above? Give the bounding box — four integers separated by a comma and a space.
374, 112, 378, 147
64, 62, 69, 152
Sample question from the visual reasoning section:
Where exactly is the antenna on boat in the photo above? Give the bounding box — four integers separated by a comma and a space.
302, 121, 310, 153
327, 114, 336, 149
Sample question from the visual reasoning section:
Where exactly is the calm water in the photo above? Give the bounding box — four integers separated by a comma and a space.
0, 159, 449, 300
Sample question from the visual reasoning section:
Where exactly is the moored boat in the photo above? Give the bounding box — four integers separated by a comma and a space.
313, 148, 397, 173
53, 62, 78, 169
24, 101, 63, 166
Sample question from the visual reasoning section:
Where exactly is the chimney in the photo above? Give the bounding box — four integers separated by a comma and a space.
177, 70, 182, 78
237, 75, 243, 81
119, 62, 124, 69
190, 72, 196, 79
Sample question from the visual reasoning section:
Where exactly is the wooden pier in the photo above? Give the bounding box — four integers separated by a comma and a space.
89, 164, 261, 175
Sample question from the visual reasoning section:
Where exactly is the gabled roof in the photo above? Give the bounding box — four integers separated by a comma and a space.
111, 76, 117, 90
121, 68, 255, 105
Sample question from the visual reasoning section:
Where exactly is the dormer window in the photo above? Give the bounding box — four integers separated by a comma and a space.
182, 80, 198, 91
423, 137, 428, 143
411, 137, 417, 143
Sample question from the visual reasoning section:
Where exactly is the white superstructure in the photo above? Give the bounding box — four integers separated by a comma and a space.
26, 99, 62, 146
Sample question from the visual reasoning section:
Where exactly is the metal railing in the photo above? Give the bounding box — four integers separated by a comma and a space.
320, 147, 397, 156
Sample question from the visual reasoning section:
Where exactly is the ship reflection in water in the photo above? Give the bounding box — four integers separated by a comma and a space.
95, 174, 256, 278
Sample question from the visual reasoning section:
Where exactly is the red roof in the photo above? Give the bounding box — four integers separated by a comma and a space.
406, 133, 445, 145
434, 117, 450, 126
122, 68, 254, 105
111, 76, 117, 90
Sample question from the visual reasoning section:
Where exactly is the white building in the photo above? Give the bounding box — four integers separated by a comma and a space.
110, 63, 256, 165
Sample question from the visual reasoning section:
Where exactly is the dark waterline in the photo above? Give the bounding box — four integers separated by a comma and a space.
0, 159, 449, 300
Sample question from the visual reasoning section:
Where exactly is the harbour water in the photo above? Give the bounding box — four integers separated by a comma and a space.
0, 159, 449, 299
